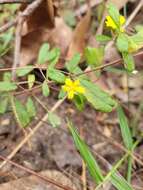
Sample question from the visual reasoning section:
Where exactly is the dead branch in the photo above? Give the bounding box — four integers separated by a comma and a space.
0, 0, 32, 4
0, 154, 74, 190
12, 16, 24, 80
0, 0, 43, 33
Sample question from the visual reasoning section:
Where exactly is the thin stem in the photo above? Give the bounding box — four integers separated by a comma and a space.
0, 0, 32, 4
127, 155, 132, 183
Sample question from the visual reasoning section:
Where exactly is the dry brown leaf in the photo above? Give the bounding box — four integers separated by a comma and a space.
0, 170, 77, 190
20, 0, 55, 35
66, 9, 91, 60
19, 0, 73, 67
47, 0, 55, 25
20, 18, 72, 67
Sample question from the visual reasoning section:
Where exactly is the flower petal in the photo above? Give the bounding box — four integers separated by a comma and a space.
62, 85, 68, 92
76, 86, 85, 94
73, 79, 80, 86
105, 16, 117, 29
65, 78, 73, 86
68, 91, 74, 99
120, 15, 125, 25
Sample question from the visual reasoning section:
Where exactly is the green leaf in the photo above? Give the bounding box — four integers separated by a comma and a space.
96, 153, 133, 190
0, 81, 17, 92
48, 112, 61, 128
0, 94, 9, 114
73, 95, 85, 111
16, 65, 33, 77
0, 30, 13, 56
48, 48, 60, 67
117, 106, 133, 150
107, 3, 120, 28
26, 97, 36, 118
84, 47, 104, 67
66, 53, 81, 72
122, 52, 135, 72
47, 67, 66, 83
128, 30, 143, 52
38, 44, 60, 66
58, 89, 66, 99
42, 80, 50, 97
3, 72, 12, 81
68, 121, 133, 190
116, 34, 129, 52
68, 121, 104, 184
96, 34, 112, 42
38, 43, 50, 64
80, 79, 116, 112
13, 98, 30, 128
28, 74, 35, 89
111, 172, 133, 190
2, 29, 13, 49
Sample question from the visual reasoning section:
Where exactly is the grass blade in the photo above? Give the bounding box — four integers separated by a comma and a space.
117, 105, 133, 150
68, 120, 133, 190
68, 120, 104, 184
117, 105, 134, 182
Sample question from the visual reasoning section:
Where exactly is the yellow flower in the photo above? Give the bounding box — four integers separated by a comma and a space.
105, 15, 125, 32
62, 78, 85, 99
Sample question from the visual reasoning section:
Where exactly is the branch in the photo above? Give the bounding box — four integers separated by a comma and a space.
0, 97, 66, 169
0, 0, 32, 4
12, 17, 24, 80
0, 154, 74, 190
0, 0, 43, 33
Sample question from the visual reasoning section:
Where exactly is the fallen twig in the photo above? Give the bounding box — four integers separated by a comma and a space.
0, 97, 66, 169
75, 0, 103, 16
12, 16, 24, 80
0, 0, 32, 4
75, 50, 143, 77
125, 0, 143, 27
0, 154, 74, 190
0, 0, 43, 33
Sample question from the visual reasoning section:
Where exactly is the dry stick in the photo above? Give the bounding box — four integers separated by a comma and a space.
10, 95, 32, 149
0, 65, 47, 71
0, 20, 17, 34
0, 0, 43, 34
0, 155, 74, 190
125, 0, 143, 27
0, 50, 143, 74
0, 97, 66, 169
12, 16, 24, 80
0, 0, 32, 4
80, 128, 87, 190
75, 0, 103, 16
75, 50, 143, 77
96, 128, 143, 167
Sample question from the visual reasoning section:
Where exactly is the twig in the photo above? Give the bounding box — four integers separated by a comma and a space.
96, 128, 143, 167
125, 0, 143, 27
75, 50, 143, 77
12, 16, 24, 80
0, 97, 66, 169
0, 0, 32, 4
0, 20, 17, 33
80, 127, 87, 190
75, 0, 103, 16
0, 0, 43, 33
0, 154, 74, 190
10, 95, 32, 149
95, 153, 129, 190
0, 49, 142, 74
